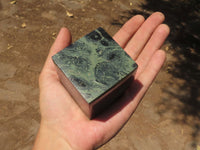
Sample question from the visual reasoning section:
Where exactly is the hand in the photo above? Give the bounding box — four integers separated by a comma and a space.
33, 12, 170, 150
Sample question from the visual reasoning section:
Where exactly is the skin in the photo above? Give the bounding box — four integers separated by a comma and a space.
33, 12, 170, 150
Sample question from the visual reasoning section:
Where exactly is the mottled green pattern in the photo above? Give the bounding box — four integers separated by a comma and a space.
52, 27, 137, 103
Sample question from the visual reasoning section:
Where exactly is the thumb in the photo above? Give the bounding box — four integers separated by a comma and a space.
49, 27, 72, 57
43, 27, 72, 72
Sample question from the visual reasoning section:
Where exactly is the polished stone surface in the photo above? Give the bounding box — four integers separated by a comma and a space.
53, 27, 137, 104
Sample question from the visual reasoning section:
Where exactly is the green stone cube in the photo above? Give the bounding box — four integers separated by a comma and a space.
52, 27, 137, 118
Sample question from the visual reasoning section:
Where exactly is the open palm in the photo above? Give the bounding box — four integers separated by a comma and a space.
34, 12, 170, 150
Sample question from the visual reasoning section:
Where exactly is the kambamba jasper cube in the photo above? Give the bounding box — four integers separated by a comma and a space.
52, 27, 138, 119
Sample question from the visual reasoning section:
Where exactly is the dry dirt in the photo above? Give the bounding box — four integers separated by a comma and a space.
0, 0, 199, 150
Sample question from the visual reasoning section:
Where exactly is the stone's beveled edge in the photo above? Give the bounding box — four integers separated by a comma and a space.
52, 27, 138, 105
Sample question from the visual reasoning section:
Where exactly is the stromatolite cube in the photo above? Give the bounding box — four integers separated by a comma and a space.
52, 27, 138, 119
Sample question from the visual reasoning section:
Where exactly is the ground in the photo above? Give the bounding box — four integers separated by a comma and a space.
0, 0, 199, 150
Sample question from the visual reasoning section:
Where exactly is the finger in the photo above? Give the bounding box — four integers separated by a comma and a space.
125, 12, 165, 60
92, 50, 166, 145
137, 50, 166, 88
135, 24, 170, 77
113, 15, 145, 48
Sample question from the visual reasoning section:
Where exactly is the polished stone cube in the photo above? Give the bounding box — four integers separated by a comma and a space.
52, 27, 137, 118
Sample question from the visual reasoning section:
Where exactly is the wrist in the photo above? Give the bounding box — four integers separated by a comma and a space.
33, 122, 73, 150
